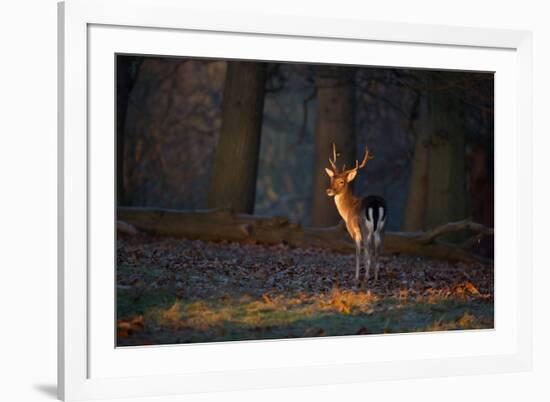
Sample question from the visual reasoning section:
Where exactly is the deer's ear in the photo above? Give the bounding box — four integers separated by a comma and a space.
346, 170, 357, 182
325, 168, 334, 177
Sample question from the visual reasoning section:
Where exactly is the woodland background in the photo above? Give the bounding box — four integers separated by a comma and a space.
117, 56, 494, 256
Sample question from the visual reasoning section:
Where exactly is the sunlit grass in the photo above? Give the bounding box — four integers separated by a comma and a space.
117, 286, 493, 345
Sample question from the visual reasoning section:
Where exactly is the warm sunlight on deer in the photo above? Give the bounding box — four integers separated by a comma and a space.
325, 143, 387, 283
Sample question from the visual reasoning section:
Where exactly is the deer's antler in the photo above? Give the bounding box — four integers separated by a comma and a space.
344, 146, 373, 174
328, 144, 374, 175
328, 143, 339, 173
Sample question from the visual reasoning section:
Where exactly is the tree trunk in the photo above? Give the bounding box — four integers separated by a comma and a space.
402, 116, 429, 231
207, 61, 267, 213
468, 145, 494, 256
425, 86, 468, 238
403, 76, 468, 237
311, 66, 356, 227
116, 56, 142, 206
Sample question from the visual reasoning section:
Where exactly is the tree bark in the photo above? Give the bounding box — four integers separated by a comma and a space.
118, 207, 493, 264
402, 119, 429, 231
207, 61, 267, 213
116, 56, 141, 206
402, 75, 469, 237
425, 88, 468, 234
311, 66, 356, 227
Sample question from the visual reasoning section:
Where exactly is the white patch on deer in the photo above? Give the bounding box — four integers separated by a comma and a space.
365, 207, 374, 233
377, 207, 385, 232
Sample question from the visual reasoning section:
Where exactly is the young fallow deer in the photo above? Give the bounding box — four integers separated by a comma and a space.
325, 144, 387, 283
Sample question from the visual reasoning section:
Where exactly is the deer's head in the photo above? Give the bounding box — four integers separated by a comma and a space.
325, 143, 372, 197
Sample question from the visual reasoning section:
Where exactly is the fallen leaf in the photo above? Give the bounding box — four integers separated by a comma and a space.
465, 282, 481, 295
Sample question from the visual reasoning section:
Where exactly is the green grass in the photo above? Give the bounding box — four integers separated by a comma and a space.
117, 285, 493, 346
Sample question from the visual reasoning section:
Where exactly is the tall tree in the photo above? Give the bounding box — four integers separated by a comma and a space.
311, 66, 356, 227
403, 74, 469, 234
116, 56, 142, 206
402, 100, 430, 232
208, 61, 267, 213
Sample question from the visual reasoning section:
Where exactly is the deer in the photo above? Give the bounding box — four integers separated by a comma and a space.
324, 143, 387, 283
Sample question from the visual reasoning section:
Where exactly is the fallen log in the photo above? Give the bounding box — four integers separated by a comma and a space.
116, 220, 139, 235
117, 207, 493, 264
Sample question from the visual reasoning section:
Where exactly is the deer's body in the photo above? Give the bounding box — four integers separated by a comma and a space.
325, 144, 387, 282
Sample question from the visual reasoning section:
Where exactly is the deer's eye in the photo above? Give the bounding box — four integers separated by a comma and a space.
338, 180, 344, 185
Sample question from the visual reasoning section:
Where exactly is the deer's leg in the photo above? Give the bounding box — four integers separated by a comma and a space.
354, 238, 361, 283
364, 209, 374, 282
364, 232, 372, 281
373, 232, 381, 281
374, 212, 386, 281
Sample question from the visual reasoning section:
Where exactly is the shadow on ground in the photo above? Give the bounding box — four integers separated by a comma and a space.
116, 235, 493, 346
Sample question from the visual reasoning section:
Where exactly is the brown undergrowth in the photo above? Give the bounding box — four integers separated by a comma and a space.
116, 234, 493, 346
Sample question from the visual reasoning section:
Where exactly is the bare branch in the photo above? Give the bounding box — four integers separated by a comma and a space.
418, 219, 494, 245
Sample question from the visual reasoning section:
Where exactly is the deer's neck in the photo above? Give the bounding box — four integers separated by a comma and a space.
334, 188, 360, 223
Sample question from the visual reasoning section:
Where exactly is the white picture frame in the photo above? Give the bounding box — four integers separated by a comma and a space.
58, 0, 533, 400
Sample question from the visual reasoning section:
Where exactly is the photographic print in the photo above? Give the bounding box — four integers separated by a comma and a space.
115, 56, 494, 346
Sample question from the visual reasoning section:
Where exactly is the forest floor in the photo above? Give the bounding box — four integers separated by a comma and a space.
116, 233, 494, 346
